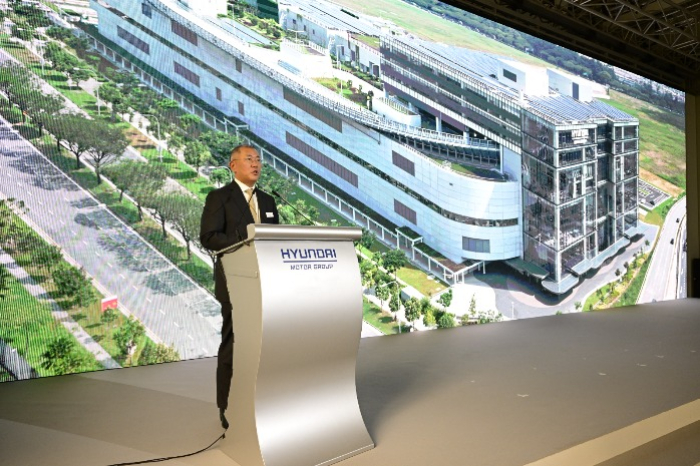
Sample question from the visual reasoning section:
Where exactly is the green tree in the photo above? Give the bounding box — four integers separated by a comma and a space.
179, 113, 201, 136
128, 163, 168, 221
86, 121, 128, 184
389, 288, 401, 321
438, 289, 453, 309
139, 341, 180, 365
404, 297, 421, 329
101, 307, 119, 329
162, 194, 203, 260
382, 248, 407, 281
468, 293, 477, 316
41, 336, 92, 375
278, 199, 318, 225
0, 265, 10, 301
33, 244, 62, 271
59, 114, 96, 168
359, 228, 375, 250
144, 193, 174, 239
359, 259, 377, 288
210, 167, 231, 187
114, 316, 145, 361
259, 167, 295, 199
423, 307, 436, 327
183, 139, 211, 172
98, 82, 127, 121
52, 263, 88, 298
198, 130, 241, 165
375, 282, 390, 310
437, 312, 456, 329
11, 24, 34, 41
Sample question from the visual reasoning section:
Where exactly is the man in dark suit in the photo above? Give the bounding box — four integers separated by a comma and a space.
200, 144, 279, 429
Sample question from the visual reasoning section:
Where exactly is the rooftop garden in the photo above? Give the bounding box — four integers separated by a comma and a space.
313, 77, 370, 108
354, 34, 380, 49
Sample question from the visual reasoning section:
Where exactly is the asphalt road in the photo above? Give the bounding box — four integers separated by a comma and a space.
638, 196, 687, 303
0, 116, 221, 360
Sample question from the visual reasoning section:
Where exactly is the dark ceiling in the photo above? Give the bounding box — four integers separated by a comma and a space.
446, 0, 700, 92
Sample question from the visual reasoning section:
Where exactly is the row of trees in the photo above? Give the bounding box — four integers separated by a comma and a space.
0, 62, 129, 184
357, 233, 459, 331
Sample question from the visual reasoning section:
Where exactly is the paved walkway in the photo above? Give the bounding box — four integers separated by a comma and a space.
0, 247, 121, 371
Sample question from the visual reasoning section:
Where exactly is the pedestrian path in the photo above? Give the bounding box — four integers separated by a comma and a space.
0, 248, 121, 370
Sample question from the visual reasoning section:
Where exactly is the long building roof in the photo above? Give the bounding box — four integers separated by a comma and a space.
281, 0, 381, 36
388, 37, 637, 125
525, 95, 638, 124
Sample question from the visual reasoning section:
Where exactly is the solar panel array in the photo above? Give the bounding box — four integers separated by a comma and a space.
526, 95, 637, 124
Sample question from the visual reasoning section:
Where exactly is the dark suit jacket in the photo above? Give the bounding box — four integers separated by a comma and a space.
200, 182, 279, 302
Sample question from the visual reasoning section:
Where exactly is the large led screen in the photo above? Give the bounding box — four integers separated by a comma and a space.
0, 0, 686, 382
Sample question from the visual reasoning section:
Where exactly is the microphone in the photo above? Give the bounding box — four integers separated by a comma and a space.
272, 190, 318, 226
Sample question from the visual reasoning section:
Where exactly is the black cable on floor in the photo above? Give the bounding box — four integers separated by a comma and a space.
106, 431, 227, 465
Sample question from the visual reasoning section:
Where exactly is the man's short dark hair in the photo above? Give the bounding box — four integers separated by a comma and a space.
230, 144, 258, 162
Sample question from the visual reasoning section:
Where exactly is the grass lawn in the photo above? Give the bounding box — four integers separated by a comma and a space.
328, 0, 545, 65
362, 298, 402, 334
644, 196, 679, 227
604, 90, 686, 190
0, 267, 102, 377
397, 265, 447, 296
0, 204, 133, 365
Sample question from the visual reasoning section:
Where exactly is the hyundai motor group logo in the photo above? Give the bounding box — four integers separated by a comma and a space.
281, 248, 338, 271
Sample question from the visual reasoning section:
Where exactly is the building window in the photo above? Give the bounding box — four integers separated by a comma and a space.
235, 59, 242, 73
392, 151, 415, 176
503, 69, 517, 82
238, 101, 245, 115
173, 61, 200, 87
117, 26, 150, 54
462, 237, 490, 253
142, 2, 152, 18
286, 132, 358, 187
216, 87, 222, 101
171, 20, 198, 46
394, 199, 417, 224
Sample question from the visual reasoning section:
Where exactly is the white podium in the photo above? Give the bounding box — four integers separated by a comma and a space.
217, 224, 374, 466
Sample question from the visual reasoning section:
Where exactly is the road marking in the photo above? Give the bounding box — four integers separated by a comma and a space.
48, 210, 53, 216
132, 285, 138, 291
82, 240, 88, 246
106, 262, 113, 268
173, 322, 180, 328
37, 200, 42, 205
188, 335, 194, 341
71, 230, 77, 236
146, 298, 152, 303
159, 309, 165, 315
95, 251, 100, 257
60, 219, 65, 225
119, 274, 125, 279
202, 348, 209, 354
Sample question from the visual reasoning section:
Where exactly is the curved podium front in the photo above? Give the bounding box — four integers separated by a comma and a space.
217, 224, 374, 466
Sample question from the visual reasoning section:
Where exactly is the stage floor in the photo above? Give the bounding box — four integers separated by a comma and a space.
1, 299, 700, 466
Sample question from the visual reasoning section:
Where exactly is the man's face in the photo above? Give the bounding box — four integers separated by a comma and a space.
229, 147, 261, 187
